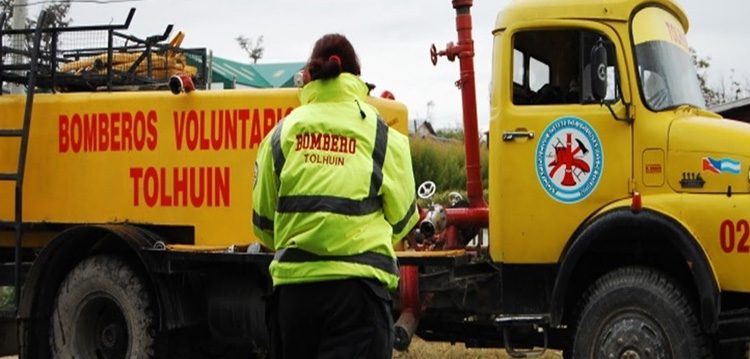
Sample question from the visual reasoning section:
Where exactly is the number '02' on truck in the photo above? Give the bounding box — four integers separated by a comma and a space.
1, 0, 750, 357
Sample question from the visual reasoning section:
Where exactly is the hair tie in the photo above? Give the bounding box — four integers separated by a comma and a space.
329, 55, 342, 67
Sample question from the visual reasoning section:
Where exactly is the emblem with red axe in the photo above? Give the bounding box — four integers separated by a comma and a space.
548, 133, 591, 186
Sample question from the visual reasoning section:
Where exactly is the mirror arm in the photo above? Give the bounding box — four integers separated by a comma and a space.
602, 100, 633, 123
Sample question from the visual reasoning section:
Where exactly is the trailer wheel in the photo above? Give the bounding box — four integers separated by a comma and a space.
572, 266, 710, 358
50, 255, 156, 358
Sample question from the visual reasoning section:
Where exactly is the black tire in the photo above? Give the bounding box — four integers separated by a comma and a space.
572, 266, 711, 359
50, 255, 156, 358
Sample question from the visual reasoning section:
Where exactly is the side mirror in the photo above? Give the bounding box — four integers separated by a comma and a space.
590, 39, 608, 102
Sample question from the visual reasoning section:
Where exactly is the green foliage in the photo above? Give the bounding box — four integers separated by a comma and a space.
435, 128, 465, 141
0, 286, 14, 309
410, 136, 489, 194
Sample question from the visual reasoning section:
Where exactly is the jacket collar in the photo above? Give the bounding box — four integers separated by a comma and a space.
299, 73, 369, 104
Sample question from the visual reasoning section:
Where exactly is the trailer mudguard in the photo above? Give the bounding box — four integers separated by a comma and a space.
18, 224, 162, 358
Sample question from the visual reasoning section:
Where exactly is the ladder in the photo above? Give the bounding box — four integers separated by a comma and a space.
0, 11, 47, 311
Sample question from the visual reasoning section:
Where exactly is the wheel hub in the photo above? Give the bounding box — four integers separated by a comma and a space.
74, 295, 129, 359
621, 349, 641, 359
100, 323, 120, 348
599, 316, 667, 359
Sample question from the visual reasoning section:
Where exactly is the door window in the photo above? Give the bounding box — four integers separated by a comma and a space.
512, 30, 619, 105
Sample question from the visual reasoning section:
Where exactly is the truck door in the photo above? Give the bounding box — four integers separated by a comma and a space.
489, 25, 633, 264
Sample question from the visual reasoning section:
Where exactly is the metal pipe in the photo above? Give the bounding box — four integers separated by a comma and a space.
2, 8, 136, 34
445, 207, 489, 227
15, 10, 46, 308
451, 0, 487, 208
394, 265, 420, 351
443, 225, 461, 249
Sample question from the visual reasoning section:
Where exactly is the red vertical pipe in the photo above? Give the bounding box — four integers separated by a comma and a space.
452, 0, 486, 208
443, 225, 461, 249
394, 265, 420, 350
399, 265, 420, 316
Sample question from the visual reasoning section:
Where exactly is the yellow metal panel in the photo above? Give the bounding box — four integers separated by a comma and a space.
0, 89, 407, 248
494, 0, 688, 33
632, 6, 689, 51
667, 115, 750, 194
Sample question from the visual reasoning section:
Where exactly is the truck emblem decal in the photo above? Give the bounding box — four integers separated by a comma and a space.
702, 157, 740, 175
645, 164, 662, 174
680, 172, 705, 188
535, 116, 603, 203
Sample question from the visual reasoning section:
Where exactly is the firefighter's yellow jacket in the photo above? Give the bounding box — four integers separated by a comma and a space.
252, 73, 418, 290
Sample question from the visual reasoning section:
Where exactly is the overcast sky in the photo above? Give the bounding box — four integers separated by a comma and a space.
40, 0, 750, 130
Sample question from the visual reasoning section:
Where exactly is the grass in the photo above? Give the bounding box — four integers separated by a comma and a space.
393, 337, 562, 358
0, 287, 13, 310
410, 137, 489, 194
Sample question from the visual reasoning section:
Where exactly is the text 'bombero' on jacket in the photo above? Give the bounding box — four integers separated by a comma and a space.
253, 72, 419, 290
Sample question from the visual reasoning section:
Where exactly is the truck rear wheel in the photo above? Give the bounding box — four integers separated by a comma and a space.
49, 255, 156, 358
572, 266, 710, 358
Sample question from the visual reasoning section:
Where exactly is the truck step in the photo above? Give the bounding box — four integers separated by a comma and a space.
495, 315, 549, 358
495, 314, 549, 326
0, 129, 23, 137
0, 173, 18, 181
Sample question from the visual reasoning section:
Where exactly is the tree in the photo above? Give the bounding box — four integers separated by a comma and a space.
691, 47, 721, 106
0, 0, 12, 29
32, 1, 72, 55
236, 35, 264, 64
0, 0, 72, 53
691, 47, 748, 106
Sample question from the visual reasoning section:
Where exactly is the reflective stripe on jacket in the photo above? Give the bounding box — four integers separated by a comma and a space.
252, 73, 418, 290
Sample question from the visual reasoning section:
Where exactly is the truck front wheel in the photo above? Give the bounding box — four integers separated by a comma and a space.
572, 266, 711, 358
49, 255, 156, 358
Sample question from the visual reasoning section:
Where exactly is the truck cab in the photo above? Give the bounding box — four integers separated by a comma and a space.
406, 0, 750, 357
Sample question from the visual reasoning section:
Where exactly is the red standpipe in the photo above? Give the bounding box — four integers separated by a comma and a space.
431, 0, 487, 214
451, 0, 487, 209
395, 1, 490, 351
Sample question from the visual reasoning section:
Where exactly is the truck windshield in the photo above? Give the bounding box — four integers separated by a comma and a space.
632, 7, 705, 111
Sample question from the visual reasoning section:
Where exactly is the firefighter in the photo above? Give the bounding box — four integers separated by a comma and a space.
252, 33, 419, 359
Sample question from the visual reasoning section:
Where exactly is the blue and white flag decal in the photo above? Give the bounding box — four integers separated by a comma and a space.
702, 157, 741, 175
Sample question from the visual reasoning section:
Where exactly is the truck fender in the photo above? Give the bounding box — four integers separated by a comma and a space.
18, 224, 164, 358
549, 208, 720, 333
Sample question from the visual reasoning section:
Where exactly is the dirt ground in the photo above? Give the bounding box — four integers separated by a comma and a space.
394, 337, 562, 358
0, 338, 563, 358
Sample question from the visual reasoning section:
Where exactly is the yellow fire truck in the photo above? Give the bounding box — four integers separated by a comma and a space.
1, 0, 749, 357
